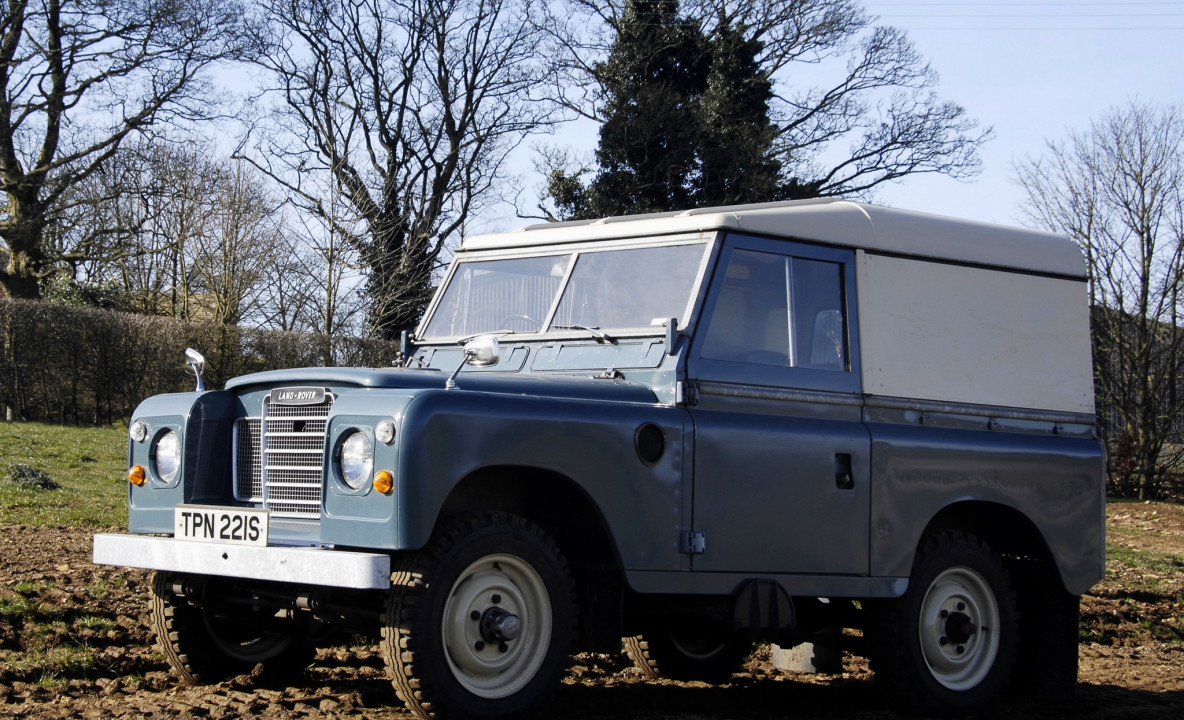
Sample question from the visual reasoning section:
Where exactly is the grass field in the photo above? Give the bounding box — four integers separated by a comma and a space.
0, 421, 127, 527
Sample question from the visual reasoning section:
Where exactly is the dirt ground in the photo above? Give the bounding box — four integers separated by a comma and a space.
2, 504, 1183, 720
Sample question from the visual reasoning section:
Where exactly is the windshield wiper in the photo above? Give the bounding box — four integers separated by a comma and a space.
551, 324, 617, 345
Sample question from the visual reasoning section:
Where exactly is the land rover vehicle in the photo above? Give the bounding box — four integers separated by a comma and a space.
94, 199, 1104, 719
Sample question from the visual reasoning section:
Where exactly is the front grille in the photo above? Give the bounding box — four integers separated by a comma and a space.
234, 390, 333, 521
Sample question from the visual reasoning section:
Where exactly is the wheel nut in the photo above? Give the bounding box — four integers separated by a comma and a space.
939, 636, 948, 646
956, 645, 965, 654
499, 643, 509, 653
470, 610, 481, 621
492, 594, 502, 604
957, 602, 966, 611
940, 609, 949, 618
474, 641, 485, 651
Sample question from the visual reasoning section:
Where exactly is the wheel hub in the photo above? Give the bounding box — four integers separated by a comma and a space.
943, 610, 976, 645
480, 607, 522, 643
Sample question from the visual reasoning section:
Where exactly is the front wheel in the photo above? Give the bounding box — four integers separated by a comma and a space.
382, 513, 576, 720
871, 530, 1018, 715
150, 572, 314, 684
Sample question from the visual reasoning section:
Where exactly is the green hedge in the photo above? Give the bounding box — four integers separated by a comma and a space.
0, 299, 399, 425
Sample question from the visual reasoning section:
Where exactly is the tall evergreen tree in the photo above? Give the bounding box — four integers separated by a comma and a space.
696, 20, 782, 206
550, 0, 708, 219
543, 0, 988, 219
547, 0, 784, 219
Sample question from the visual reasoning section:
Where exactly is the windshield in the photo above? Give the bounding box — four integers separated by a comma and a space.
420, 242, 708, 340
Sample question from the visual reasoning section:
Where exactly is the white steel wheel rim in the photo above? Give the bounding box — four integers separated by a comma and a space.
442, 553, 552, 698
918, 566, 1001, 691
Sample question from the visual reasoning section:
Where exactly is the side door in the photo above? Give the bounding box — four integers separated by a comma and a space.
686, 234, 870, 575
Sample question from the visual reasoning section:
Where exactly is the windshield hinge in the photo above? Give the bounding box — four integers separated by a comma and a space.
680, 530, 706, 555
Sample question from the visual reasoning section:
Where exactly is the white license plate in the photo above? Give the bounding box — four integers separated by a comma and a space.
174, 505, 269, 547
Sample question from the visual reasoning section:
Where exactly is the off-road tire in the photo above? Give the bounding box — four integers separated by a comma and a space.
870, 530, 1018, 716
623, 622, 752, 684
150, 571, 313, 684
381, 512, 576, 720
1011, 560, 1080, 701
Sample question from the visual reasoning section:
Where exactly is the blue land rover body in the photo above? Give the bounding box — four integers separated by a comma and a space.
94, 200, 1104, 720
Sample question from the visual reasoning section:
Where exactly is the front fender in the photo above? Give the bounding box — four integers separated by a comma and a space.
127, 391, 237, 533
396, 389, 689, 572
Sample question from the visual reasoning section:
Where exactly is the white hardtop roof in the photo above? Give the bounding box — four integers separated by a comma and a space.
463, 199, 1086, 278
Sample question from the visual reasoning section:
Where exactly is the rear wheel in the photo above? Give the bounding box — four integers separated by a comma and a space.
1012, 561, 1080, 701
382, 512, 576, 720
623, 620, 751, 683
150, 572, 314, 684
871, 531, 1017, 715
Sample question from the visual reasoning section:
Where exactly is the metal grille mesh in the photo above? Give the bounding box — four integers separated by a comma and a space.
234, 418, 262, 500
233, 391, 332, 520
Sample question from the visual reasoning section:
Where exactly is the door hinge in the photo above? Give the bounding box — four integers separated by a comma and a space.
680, 530, 706, 555
675, 381, 698, 406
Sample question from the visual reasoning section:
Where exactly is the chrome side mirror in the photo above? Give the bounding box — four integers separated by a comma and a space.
445, 336, 500, 390
185, 348, 206, 392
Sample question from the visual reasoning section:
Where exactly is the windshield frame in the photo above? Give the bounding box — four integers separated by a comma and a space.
415, 232, 719, 344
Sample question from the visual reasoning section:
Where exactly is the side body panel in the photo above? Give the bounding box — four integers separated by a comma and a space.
688, 391, 870, 575
866, 412, 1106, 595
857, 252, 1095, 415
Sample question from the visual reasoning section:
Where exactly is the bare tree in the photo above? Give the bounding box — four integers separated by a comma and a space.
45, 141, 201, 314
55, 140, 288, 327
540, 0, 988, 208
255, 196, 367, 341
0, 0, 251, 299
189, 160, 286, 326
1015, 101, 1184, 499
241, 0, 558, 340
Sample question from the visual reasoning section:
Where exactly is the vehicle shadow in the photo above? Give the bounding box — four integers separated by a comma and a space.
544, 675, 1184, 720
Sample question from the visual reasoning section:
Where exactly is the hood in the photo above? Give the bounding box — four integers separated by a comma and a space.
223, 366, 660, 405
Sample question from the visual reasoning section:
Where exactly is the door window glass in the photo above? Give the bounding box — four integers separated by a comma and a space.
698, 249, 847, 370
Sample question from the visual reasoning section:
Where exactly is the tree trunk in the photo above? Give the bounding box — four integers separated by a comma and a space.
0, 209, 49, 300
0, 268, 40, 299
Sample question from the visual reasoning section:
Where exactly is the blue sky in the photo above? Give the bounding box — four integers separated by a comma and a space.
496, 1, 1183, 232
865, 0, 1183, 225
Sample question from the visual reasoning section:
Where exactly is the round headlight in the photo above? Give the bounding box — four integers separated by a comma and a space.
339, 431, 373, 490
129, 421, 148, 443
154, 430, 181, 483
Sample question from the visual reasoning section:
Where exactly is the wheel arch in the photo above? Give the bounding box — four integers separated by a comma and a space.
919, 500, 1064, 590
901, 501, 1082, 703
435, 465, 627, 652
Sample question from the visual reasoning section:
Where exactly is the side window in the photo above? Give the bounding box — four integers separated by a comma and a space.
698, 249, 848, 371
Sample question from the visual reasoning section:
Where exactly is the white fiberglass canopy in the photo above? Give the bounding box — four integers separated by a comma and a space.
464, 199, 1086, 279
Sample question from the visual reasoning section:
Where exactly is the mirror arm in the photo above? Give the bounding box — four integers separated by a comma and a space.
445, 349, 476, 390
184, 348, 206, 392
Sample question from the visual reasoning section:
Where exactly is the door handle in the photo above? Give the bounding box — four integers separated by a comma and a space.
834, 453, 854, 490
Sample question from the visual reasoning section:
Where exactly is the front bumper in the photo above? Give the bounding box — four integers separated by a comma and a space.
92, 534, 391, 589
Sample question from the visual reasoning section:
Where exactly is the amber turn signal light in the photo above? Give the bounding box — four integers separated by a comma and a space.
128, 465, 146, 486
373, 470, 394, 494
